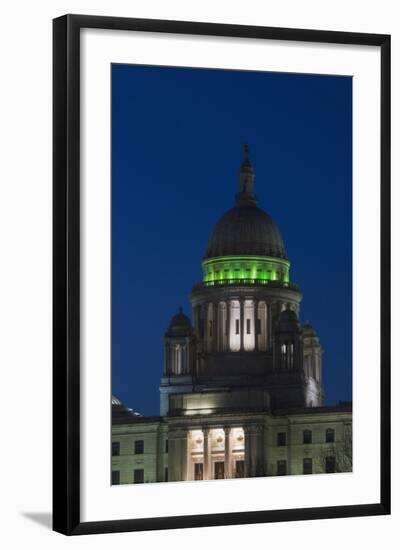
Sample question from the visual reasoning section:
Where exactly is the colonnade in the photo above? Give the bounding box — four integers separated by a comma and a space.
186, 426, 237, 480
178, 424, 264, 481
164, 338, 191, 376
195, 299, 271, 353
303, 350, 322, 382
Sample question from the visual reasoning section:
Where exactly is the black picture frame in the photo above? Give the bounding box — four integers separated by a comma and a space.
53, 14, 391, 536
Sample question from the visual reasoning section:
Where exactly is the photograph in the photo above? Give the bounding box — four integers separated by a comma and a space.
110, 64, 353, 484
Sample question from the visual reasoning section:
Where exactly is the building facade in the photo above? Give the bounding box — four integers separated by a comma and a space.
112, 147, 352, 484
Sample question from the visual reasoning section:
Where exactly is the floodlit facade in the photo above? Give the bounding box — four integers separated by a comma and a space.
112, 147, 352, 484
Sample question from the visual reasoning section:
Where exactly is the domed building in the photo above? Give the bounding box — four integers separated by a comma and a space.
112, 147, 352, 485
161, 145, 321, 417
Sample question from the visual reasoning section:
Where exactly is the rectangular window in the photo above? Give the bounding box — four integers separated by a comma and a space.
194, 462, 203, 481
235, 460, 245, 478
303, 458, 313, 474
277, 460, 287, 476
235, 319, 240, 334
246, 319, 251, 334
277, 432, 287, 446
134, 468, 144, 483
112, 441, 120, 456
165, 439, 168, 453
214, 461, 225, 479
111, 470, 120, 485
134, 440, 144, 454
326, 456, 336, 473
164, 467, 168, 482
326, 429, 335, 443
303, 430, 312, 444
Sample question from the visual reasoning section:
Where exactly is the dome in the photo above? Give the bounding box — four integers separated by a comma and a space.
302, 321, 316, 337
205, 203, 287, 259
112, 395, 123, 406
166, 307, 192, 336
112, 395, 141, 421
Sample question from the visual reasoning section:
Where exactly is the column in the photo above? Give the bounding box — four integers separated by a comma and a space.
240, 299, 244, 351
202, 427, 210, 480
244, 425, 251, 477
251, 424, 264, 477
212, 302, 218, 351
177, 345, 182, 375
186, 431, 192, 481
200, 303, 205, 339
184, 337, 189, 375
226, 299, 231, 352
164, 342, 169, 375
168, 345, 172, 375
224, 427, 232, 478
287, 421, 292, 475
196, 305, 201, 338
254, 300, 259, 352
182, 430, 188, 481
268, 302, 274, 350
168, 429, 188, 482
249, 425, 257, 476
221, 303, 227, 352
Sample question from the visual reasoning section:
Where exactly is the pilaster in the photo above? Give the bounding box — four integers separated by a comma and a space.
240, 299, 244, 351
224, 426, 232, 478
202, 427, 210, 480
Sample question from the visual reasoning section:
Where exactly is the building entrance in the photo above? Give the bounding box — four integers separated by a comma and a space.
214, 461, 225, 479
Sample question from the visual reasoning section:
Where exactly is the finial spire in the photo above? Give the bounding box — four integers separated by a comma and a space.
243, 143, 249, 161
236, 143, 256, 205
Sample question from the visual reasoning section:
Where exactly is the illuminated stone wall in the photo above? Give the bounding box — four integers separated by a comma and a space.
265, 411, 352, 475
111, 420, 167, 485
111, 408, 352, 484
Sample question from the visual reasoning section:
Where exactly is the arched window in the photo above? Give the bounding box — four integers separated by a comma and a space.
281, 343, 287, 369
174, 344, 182, 375
326, 428, 335, 443
288, 343, 294, 368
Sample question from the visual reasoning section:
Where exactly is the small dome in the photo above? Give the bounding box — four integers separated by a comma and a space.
205, 204, 287, 259
112, 395, 141, 420
112, 395, 123, 406
302, 321, 316, 336
166, 307, 192, 336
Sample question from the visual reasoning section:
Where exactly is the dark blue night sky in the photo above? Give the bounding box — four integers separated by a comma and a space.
112, 64, 352, 416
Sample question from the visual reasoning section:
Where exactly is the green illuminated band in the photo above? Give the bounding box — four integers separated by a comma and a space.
202, 255, 290, 284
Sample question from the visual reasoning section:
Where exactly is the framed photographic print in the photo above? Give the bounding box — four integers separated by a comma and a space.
53, 14, 390, 535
